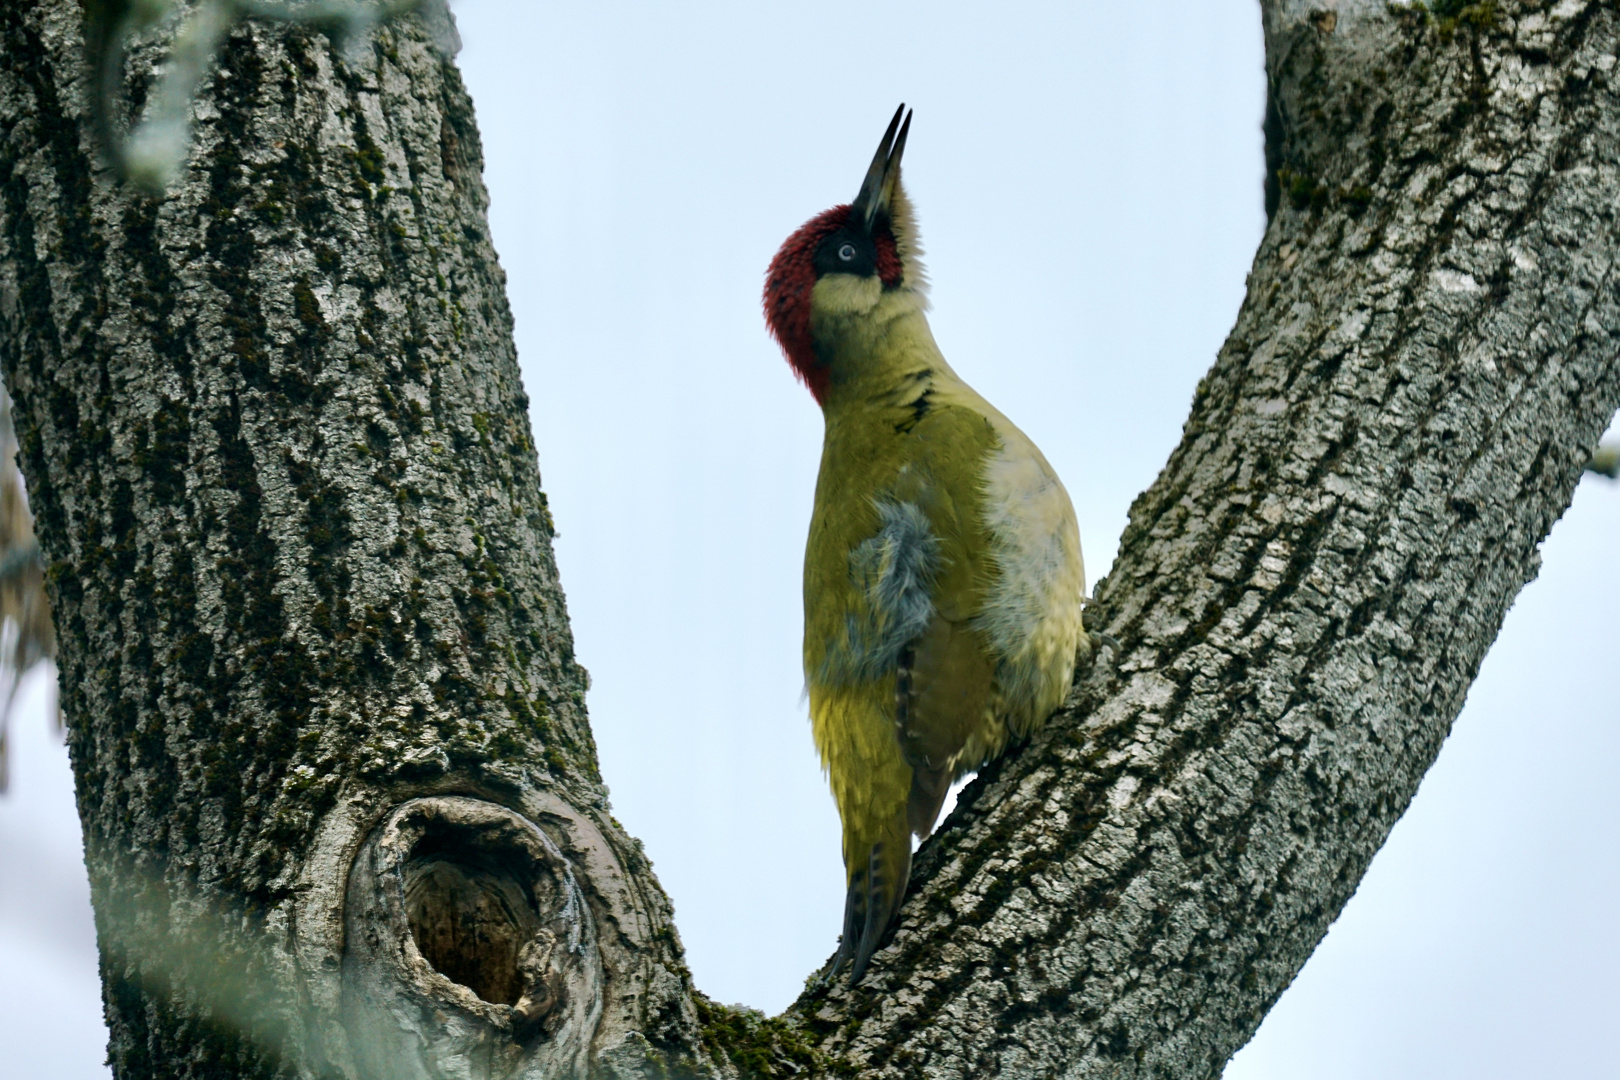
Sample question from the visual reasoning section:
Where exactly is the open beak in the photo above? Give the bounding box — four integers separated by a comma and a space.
850, 104, 912, 234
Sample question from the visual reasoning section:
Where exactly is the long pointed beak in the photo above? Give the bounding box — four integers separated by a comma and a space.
850, 104, 912, 234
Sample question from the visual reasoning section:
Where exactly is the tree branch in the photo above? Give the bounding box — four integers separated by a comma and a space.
4, 2, 1618, 1079
1588, 440, 1618, 476
780, 2, 1620, 1075
0, 4, 701, 1075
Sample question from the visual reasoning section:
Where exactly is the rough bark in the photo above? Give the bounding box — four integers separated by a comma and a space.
1, 1, 1617, 1079
0, 5, 698, 1077
785, 1, 1620, 1076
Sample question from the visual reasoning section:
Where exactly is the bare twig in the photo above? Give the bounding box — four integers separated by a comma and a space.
1587, 442, 1619, 479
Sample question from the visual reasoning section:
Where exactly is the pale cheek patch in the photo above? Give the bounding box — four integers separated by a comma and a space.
811, 273, 883, 321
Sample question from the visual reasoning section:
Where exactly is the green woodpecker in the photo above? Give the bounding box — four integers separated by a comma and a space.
764, 106, 1089, 984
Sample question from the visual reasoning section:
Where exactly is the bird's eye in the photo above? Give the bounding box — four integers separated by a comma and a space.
838, 243, 857, 262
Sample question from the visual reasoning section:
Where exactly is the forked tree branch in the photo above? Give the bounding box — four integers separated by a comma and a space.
1, 3, 1617, 1079
783, 2, 1620, 1075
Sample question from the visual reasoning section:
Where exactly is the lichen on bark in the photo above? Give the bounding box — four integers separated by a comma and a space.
2, 1, 1618, 1078
789, 2, 1620, 1075
0, 4, 698, 1075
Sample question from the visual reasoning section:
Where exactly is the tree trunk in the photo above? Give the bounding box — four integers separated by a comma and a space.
0, 4, 699, 1077
1, 2, 1616, 1079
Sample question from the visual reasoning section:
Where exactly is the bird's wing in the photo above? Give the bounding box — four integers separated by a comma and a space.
881, 402, 1009, 839
808, 400, 1002, 985
816, 490, 999, 843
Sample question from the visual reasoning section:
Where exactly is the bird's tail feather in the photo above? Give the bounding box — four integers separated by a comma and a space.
907, 763, 952, 838
831, 816, 912, 986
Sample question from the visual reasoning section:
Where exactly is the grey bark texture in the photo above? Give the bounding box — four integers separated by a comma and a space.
786, 1, 1620, 1076
0, 4, 698, 1077
1, 1, 1617, 1079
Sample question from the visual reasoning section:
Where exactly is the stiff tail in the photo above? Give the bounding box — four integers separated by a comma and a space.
907, 763, 952, 838
831, 814, 912, 986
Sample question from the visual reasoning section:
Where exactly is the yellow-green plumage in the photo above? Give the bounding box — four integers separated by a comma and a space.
767, 108, 1088, 984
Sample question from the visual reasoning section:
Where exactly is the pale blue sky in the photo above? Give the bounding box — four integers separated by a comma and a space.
1, 3, 1615, 1076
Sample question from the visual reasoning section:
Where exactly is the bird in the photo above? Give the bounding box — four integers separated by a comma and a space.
763, 105, 1089, 985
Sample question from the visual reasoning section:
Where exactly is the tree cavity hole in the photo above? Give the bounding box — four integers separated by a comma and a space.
403, 819, 552, 1007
